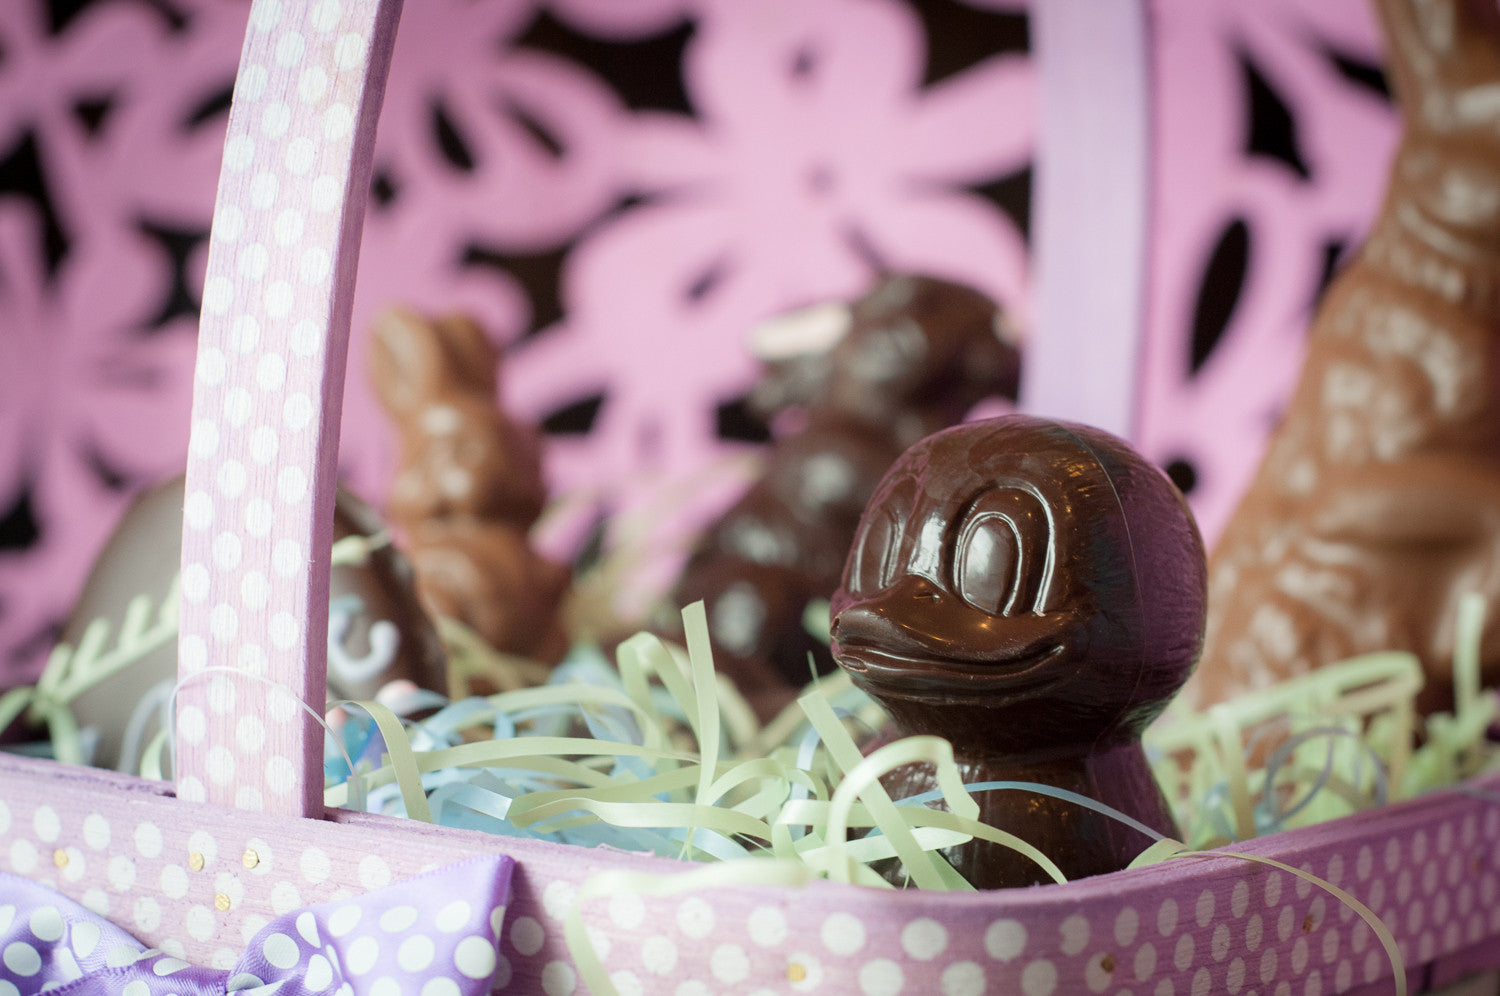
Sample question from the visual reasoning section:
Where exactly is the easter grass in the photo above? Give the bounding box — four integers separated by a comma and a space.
321, 595, 1499, 870
16, 592, 1496, 993
324, 596, 1496, 994
10, 583, 1498, 882
306, 598, 1442, 994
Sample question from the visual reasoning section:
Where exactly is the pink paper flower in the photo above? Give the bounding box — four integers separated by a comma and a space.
0, 0, 239, 677
0, 209, 196, 680
507, 0, 1035, 566
1137, 0, 1398, 541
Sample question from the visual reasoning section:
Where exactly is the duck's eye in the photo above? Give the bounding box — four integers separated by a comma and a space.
951, 486, 1053, 615
955, 514, 1018, 615
847, 506, 903, 596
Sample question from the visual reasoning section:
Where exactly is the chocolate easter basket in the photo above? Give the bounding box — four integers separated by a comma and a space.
3, 0, 1500, 993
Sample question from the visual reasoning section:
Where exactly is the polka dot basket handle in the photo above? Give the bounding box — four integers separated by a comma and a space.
6, 0, 1500, 990
177, 0, 403, 817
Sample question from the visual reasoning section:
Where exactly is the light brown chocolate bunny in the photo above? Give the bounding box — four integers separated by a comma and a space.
370, 308, 547, 528
369, 307, 568, 666
1193, 0, 1500, 716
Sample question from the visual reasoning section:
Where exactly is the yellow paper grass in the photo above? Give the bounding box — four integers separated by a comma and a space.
1147, 592, 1500, 847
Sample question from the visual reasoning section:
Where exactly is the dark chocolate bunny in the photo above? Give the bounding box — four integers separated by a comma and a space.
672, 275, 1020, 719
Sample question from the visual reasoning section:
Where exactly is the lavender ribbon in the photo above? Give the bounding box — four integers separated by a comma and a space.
0, 853, 513, 994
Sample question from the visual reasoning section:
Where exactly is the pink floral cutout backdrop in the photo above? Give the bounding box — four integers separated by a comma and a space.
1137, 0, 1398, 537
0, 0, 1393, 685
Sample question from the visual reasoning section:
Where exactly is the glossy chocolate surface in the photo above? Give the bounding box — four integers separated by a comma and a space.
831, 415, 1206, 888
1194, 0, 1500, 715
674, 275, 1020, 718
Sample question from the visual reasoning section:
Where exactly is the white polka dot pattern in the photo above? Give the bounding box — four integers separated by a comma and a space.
175, 0, 398, 816
478, 789, 1500, 993
7, 771, 1498, 992
0, 766, 519, 971
0, 832, 510, 992
11, 0, 1500, 990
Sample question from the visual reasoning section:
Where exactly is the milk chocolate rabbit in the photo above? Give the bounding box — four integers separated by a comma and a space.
1194, 0, 1500, 715
370, 308, 568, 666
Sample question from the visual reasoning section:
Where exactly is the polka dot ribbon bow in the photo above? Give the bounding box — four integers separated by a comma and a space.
0, 853, 512, 994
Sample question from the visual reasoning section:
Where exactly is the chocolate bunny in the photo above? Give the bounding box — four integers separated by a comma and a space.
369, 307, 569, 666
1193, 0, 1500, 716
671, 275, 1021, 719
830, 416, 1205, 888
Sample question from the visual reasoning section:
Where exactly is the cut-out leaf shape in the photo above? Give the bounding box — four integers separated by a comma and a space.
915, 0, 1028, 89
181, 82, 232, 131
135, 218, 207, 330
73, 94, 116, 136
714, 395, 772, 444
541, 391, 607, 435
1324, 47, 1390, 101
0, 132, 69, 276
466, 242, 568, 335
0, 482, 41, 552
501, 97, 567, 159
1191, 217, 1250, 375
1241, 50, 1311, 179
517, 11, 696, 115
431, 96, 477, 172
971, 163, 1033, 245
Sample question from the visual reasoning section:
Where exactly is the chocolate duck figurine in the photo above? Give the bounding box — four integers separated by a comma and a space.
673, 275, 1020, 719
369, 307, 570, 667
1194, 0, 1500, 716
829, 415, 1206, 889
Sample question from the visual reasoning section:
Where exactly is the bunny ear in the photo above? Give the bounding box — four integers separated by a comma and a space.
747, 301, 851, 416
369, 305, 445, 417
370, 308, 505, 419
431, 313, 504, 397
1375, 0, 1500, 119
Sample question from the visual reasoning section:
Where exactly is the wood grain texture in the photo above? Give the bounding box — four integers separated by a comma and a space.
176, 0, 402, 817
0, 754, 516, 967
5, 0, 1500, 991
7, 751, 1495, 989
1025, 0, 1151, 438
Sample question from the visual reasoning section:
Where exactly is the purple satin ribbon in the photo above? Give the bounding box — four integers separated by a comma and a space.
0, 853, 513, 994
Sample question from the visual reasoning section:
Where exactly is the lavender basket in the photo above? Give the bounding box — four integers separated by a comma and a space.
0, 1, 1494, 993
